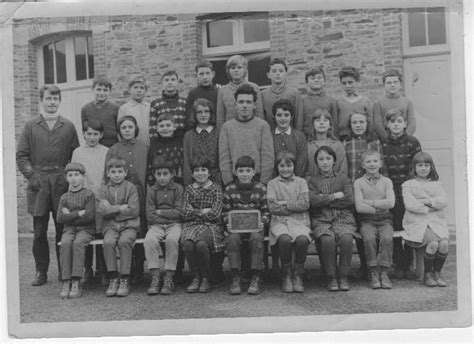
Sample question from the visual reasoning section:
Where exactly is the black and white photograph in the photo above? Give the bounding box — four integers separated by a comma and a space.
0, 0, 472, 341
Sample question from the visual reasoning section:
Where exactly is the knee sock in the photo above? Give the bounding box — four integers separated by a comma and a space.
434, 252, 448, 272
424, 252, 436, 273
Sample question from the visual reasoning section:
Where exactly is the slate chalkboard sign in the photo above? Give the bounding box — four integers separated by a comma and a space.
228, 210, 261, 233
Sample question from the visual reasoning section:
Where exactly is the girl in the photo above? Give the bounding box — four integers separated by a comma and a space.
344, 111, 383, 280
106, 115, 148, 284
183, 98, 221, 186
401, 152, 449, 287
308, 146, 357, 292
267, 151, 311, 293
306, 109, 347, 179
181, 156, 225, 293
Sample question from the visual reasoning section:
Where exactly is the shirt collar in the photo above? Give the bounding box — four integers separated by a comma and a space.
119, 138, 137, 145
320, 170, 336, 178
192, 180, 213, 189
196, 126, 214, 134
152, 181, 177, 191
365, 173, 381, 183
275, 127, 292, 135
277, 175, 295, 182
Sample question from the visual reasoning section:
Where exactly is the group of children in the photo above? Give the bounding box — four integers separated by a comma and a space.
16, 54, 450, 301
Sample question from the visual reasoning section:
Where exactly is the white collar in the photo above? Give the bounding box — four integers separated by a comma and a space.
275, 127, 292, 135
196, 126, 214, 134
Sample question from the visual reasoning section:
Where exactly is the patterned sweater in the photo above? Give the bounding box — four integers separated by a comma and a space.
56, 187, 96, 233
149, 91, 187, 140
147, 134, 183, 187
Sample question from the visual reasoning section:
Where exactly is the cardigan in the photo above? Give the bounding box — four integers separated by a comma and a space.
219, 117, 274, 186
146, 182, 184, 225
401, 179, 448, 242
106, 139, 148, 188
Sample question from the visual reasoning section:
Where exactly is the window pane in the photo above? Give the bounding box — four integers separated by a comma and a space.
87, 36, 94, 78
54, 40, 67, 83
74, 37, 87, 81
243, 18, 269, 43
209, 59, 228, 86
408, 8, 427, 47
207, 21, 233, 48
42, 43, 54, 84
427, 7, 447, 45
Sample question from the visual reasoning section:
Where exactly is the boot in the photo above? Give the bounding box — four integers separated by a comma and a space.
292, 264, 305, 293
380, 271, 392, 289
116, 278, 130, 297
327, 277, 339, 292
69, 279, 82, 299
199, 277, 210, 293
247, 272, 261, 295
281, 264, 293, 293
369, 270, 381, 289
31, 271, 47, 286
160, 275, 175, 295
106, 277, 119, 297
423, 272, 437, 287
229, 274, 241, 295
60, 280, 70, 299
187, 275, 200, 293
147, 275, 160, 295
338, 277, 350, 291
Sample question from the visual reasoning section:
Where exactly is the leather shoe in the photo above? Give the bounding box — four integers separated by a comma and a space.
339, 277, 350, 291
31, 271, 47, 286
327, 277, 339, 292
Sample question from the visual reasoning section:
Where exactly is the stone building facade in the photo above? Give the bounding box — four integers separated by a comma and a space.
13, 8, 454, 230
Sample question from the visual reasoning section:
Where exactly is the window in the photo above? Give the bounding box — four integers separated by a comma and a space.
39, 34, 94, 85
201, 13, 271, 87
403, 7, 449, 55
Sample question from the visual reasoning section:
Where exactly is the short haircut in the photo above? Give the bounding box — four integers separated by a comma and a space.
151, 155, 175, 174
83, 120, 104, 133
311, 109, 336, 139
226, 55, 248, 79
272, 99, 294, 117
267, 58, 288, 72
276, 150, 296, 168
128, 75, 148, 89
314, 145, 337, 164
192, 98, 216, 126
195, 60, 214, 73
106, 157, 127, 171
92, 75, 112, 90
305, 66, 326, 82
338, 66, 360, 82
235, 156, 255, 169
117, 115, 139, 138
190, 155, 212, 172
409, 151, 439, 181
234, 84, 257, 102
39, 85, 61, 101
385, 108, 406, 124
157, 113, 176, 124
360, 149, 382, 163
162, 70, 179, 80
64, 162, 86, 175
382, 69, 402, 84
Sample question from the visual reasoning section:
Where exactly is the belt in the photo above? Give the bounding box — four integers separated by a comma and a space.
34, 165, 64, 172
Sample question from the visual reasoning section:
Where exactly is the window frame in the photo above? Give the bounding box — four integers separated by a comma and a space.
401, 7, 450, 56
201, 14, 270, 57
36, 33, 94, 89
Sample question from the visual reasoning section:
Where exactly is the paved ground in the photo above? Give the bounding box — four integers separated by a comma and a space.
16, 235, 457, 323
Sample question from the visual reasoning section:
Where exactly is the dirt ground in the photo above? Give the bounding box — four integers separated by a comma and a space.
13, 234, 458, 323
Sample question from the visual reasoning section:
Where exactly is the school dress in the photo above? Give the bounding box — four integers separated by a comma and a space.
267, 176, 311, 246
308, 171, 357, 240
401, 179, 448, 246
181, 181, 225, 253
306, 138, 348, 178
182, 126, 221, 186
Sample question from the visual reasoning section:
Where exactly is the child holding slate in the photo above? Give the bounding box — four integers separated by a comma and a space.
223, 156, 269, 295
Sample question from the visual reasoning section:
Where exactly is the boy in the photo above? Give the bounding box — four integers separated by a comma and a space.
334, 66, 374, 141
146, 113, 184, 187
17, 85, 79, 286
185, 60, 218, 129
223, 156, 270, 295
373, 70, 416, 140
149, 70, 187, 141
381, 109, 422, 279
71, 120, 109, 283
354, 150, 395, 289
302, 66, 337, 140
81, 75, 120, 147
57, 162, 96, 299
118, 75, 151, 147
144, 156, 184, 295
271, 99, 308, 178
262, 58, 303, 131
219, 84, 274, 186
98, 158, 140, 297
216, 55, 264, 131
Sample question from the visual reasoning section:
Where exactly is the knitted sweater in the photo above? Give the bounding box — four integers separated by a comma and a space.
149, 91, 187, 139
185, 84, 218, 128
71, 144, 108, 197
56, 187, 96, 233
301, 90, 337, 140
146, 134, 183, 187
261, 83, 303, 131
81, 101, 120, 147
272, 127, 308, 178
373, 94, 416, 140
335, 95, 374, 139
219, 116, 274, 186
354, 174, 395, 220
118, 99, 151, 147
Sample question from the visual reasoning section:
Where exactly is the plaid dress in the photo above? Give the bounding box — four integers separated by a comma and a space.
181, 181, 225, 252
308, 171, 357, 239
344, 135, 383, 183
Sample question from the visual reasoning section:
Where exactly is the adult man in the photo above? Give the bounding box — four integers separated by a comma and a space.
17, 85, 79, 286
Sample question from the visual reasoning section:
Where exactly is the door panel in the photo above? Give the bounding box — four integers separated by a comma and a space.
58, 87, 92, 146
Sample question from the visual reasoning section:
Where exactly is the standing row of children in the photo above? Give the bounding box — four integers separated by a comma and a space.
16, 53, 449, 301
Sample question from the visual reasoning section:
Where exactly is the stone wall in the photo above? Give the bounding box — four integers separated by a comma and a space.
13, 9, 404, 232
